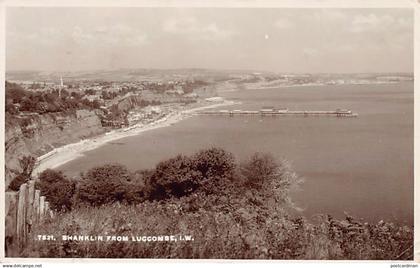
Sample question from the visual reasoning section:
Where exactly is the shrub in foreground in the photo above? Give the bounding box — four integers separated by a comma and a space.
239, 153, 302, 208
147, 155, 201, 200
191, 147, 236, 193
8, 174, 30, 192
23, 199, 413, 259
16, 149, 413, 259
192, 148, 236, 181
37, 169, 75, 211
8, 155, 36, 191
145, 147, 237, 200
77, 164, 140, 206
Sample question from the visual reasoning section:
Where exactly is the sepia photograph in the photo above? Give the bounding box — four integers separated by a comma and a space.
2, 0, 417, 263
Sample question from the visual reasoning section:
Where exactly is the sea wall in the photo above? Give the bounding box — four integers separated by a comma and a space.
5, 109, 106, 188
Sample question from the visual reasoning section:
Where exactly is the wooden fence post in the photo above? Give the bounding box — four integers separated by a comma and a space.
26, 181, 35, 234
6, 179, 57, 253
45, 202, 50, 219
39, 196, 46, 222
33, 190, 40, 224
16, 183, 28, 249
5, 192, 18, 256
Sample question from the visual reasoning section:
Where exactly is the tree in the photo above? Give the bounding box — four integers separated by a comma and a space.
77, 164, 135, 206
239, 152, 302, 206
70, 92, 80, 99
8, 174, 30, 191
144, 148, 237, 200
20, 155, 36, 176
239, 153, 278, 189
6, 103, 19, 115
20, 98, 38, 112
8, 155, 36, 191
37, 169, 75, 211
91, 100, 101, 109
36, 102, 49, 114
6, 81, 28, 103
191, 147, 236, 193
60, 89, 70, 98
45, 92, 58, 103
85, 89, 96, 95
148, 155, 202, 200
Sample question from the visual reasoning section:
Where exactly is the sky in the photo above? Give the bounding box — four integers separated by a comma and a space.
6, 7, 414, 73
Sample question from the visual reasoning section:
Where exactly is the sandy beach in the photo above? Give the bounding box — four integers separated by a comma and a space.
32, 99, 239, 176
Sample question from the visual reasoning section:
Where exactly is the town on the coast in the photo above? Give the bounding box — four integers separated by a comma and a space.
5, 70, 412, 187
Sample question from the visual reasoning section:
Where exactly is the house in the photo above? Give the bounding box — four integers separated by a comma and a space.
82, 95, 101, 101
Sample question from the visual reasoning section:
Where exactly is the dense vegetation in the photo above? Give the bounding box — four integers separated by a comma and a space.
19, 148, 413, 259
36, 169, 76, 211
5, 81, 101, 115
8, 156, 36, 191
5, 80, 199, 130
36, 148, 241, 208
5, 80, 182, 116
147, 80, 209, 94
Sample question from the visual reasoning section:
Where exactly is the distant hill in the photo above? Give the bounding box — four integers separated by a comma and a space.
6, 69, 413, 84
5, 68, 271, 83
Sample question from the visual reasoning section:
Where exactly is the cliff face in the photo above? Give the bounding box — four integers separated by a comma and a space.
5, 110, 106, 187
116, 95, 144, 112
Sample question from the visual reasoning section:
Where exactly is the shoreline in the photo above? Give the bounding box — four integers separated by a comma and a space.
32, 99, 239, 177
217, 80, 401, 93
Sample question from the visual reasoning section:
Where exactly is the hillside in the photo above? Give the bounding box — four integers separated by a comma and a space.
10, 148, 414, 259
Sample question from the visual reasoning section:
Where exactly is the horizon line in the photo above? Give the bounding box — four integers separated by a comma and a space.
5, 68, 415, 75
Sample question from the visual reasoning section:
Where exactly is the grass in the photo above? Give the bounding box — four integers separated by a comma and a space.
22, 196, 413, 259
15, 149, 414, 259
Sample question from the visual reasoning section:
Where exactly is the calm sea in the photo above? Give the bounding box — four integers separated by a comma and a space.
58, 82, 414, 224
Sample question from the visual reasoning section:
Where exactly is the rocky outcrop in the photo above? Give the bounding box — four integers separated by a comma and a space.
5, 110, 106, 187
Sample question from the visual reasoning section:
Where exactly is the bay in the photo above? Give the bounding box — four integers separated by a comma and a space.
58, 82, 414, 224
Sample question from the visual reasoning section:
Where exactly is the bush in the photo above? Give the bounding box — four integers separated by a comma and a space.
8, 173, 30, 191
37, 169, 75, 211
239, 152, 278, 189
147, 155, 202, 200
6, 103, 19, 115
7, 155, 36, 191
239, 153, 302, 206
21, 201, 414, 259
191, 147, 236, 193
5, 81, 27, 103
77, 164, 138, 206
19, 155, 36, 176
12, 149, 414, 259
145, 148, 237, 200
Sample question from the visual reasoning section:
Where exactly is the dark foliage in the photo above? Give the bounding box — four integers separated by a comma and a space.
77, 164, 141, 206
37, 169, 75, 211
8, 174, 30, 192
8, 156, 36, 191
145, 148, 236, 200
11, 148, 414, 259
5, 81, 104, 114
19, 155, 36, 176
183, 80, 210, 94
5, 81, 26, 103
191, 147, 236, 193
240, 152, 278, 189
147, 155, 202, 200
26, 194, 413, 259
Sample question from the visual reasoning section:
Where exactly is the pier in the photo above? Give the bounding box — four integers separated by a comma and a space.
195, 108, 358, 117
